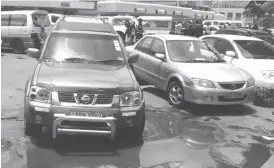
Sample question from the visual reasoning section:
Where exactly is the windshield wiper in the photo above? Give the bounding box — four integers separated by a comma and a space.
212, 60, 227, 63
253, 55, 274, 59
64, 58, 87, 62
94, 60, 124, 64
184, 60, 212, 63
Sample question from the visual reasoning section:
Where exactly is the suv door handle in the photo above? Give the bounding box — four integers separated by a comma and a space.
145, 60, 150, 63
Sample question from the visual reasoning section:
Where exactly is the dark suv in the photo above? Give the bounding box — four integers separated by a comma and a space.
24, 16, 145, 141
215, 28, 274, 45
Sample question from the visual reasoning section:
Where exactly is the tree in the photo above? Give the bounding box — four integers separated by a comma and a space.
243, 0, 274, 27
243, 0, 266, 24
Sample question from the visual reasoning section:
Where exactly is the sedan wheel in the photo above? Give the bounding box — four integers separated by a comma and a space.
168, 81, 185, 107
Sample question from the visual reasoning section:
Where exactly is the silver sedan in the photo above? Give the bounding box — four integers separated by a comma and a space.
126, 34, 257, 107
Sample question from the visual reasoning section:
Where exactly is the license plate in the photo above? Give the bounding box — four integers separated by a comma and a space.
224, 92, 243, 99
70, 111, 103, 117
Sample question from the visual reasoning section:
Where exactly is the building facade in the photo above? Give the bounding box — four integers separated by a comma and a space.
211, 0, 251, 24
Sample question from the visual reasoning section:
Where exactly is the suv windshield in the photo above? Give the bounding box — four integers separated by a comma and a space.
167, 40, 225, 63
234, 40, 274, 59
43, 33, 125, 64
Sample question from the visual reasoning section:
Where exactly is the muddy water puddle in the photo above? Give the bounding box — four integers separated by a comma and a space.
144, 109, 226, 150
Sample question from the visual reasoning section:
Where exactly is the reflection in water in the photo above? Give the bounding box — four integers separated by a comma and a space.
242, 143, 272, 168
144, 110, 226, 150
27, 135, 143, 168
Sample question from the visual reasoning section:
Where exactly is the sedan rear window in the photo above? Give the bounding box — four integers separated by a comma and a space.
234, 40, 274, 59
43, 33, 125, 63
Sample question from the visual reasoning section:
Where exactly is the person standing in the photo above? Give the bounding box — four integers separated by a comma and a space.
175, 21, 183, 35
204, 22, 211, 35
37, 26, 47, 50
136, 18, 144, 42
125, 20, 136, 46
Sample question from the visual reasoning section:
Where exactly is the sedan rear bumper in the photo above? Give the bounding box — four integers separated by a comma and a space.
183, 85, 257, 105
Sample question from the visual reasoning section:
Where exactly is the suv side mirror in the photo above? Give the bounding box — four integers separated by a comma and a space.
128, 53, 139, 64
225, 51, 236, 58
26, 48, 40, 60
154, 53, 165, 60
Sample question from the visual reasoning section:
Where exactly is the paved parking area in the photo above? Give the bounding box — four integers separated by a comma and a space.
1, 52, 274, 168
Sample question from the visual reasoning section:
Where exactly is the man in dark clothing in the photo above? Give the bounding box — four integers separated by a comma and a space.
253, 24, 259, 30
136, 18, 144, 42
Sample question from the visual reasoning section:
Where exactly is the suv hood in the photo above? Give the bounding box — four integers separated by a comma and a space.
174, 62, 251, 82
36, 62, 135, 94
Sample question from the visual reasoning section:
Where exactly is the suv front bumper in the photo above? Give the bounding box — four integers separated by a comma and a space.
52, 114, 116, 140
25, 99, 145, 139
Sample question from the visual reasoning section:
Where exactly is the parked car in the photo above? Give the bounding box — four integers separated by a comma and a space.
97, 15, 138, 43
126, 34, 256, 107
24, 16, 145, 141
214, 28, 271, 37
1, 10, 52, 53
201, 34, 274, 105
254, 35, 274, 46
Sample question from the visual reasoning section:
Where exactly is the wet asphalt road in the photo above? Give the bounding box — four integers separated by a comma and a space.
1, 52, 274, 168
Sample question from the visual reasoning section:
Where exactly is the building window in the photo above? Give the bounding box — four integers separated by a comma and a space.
227, 13, 233, 20
235, 13, 242, 20
10, 14, 27, 26
220, 12, 225, 15
1, 15, 10, 26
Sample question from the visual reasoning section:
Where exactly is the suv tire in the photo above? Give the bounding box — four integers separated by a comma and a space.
24, 118, 42, 136
11, 39, 24, 54
132, 114, 145, 138
168, 81, 186, 107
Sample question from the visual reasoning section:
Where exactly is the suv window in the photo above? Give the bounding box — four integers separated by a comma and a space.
10, 14, 27, 26
151, 39, 165, 55
1, 15, 10, 26
51, 16, 60, 23
136, 37, 153, 54
43, 33, 125, 63
214, 39, 237, 57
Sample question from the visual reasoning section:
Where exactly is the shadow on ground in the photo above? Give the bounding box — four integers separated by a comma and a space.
27, 133, 144, 168
143, 86, 257, 117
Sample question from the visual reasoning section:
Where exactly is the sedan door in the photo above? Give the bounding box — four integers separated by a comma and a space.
132, 37, 154, 83
145, 38, 167, 86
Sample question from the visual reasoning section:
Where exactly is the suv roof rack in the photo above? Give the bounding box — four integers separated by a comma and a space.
54, 15, 116, 34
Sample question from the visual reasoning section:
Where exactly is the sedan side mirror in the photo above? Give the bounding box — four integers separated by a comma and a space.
128, 53, 139, 64
154, 53, 165, 60
225, 51, 236, 58
26, 48, 41, 60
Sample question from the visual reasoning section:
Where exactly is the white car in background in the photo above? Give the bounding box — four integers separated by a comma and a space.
97, 15, 138, 42
201, 34, 274, 103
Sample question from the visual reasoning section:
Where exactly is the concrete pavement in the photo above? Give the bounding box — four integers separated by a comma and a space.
1, 52, 274, 168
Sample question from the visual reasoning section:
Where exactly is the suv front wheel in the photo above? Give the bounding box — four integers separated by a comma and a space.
132, 114, 145, 138
24, 118, 42, 136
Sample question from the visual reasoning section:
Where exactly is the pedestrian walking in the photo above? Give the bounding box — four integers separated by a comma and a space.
136, 18, 144, 42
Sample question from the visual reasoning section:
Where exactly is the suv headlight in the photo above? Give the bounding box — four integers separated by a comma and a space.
247, 77, 255, 87
120, 89, 142, 107
29, 86, 51, 103
192, 78, 216, 88
261, 70, 274, 79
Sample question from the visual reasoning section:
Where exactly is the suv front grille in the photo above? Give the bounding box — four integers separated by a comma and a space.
218, 83, 245, 90
58, 92, 114, 105
58, 92, 76, 103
